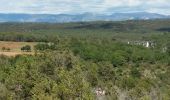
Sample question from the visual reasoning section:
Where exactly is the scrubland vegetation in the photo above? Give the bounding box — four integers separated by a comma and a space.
0, 20, 170, 100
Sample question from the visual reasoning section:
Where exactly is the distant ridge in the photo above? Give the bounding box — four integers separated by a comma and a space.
0, 12, 169, 23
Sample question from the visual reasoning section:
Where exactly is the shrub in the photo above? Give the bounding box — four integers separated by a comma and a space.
34, 43, 56, 51
1, 47, 10, 52
1, 47, 6, 51
21, 45, 31, 52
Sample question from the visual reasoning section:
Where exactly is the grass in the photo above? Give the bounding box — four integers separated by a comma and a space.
0, 41, 37, 56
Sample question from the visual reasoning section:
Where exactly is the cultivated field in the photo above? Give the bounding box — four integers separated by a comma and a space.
0, 41, 37, 56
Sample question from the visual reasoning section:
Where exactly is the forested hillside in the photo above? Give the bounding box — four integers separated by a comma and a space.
0, 20, 170, 100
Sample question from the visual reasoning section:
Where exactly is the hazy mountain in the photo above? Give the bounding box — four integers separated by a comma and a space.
0, 12, 169, 23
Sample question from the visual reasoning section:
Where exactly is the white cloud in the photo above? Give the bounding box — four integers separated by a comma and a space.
0, 0, 169, 15
100, 0, 141, 7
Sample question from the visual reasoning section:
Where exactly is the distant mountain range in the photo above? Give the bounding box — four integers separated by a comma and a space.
0, 12, 169, 23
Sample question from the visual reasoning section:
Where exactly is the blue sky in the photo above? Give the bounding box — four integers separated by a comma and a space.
0, 0, 170, 15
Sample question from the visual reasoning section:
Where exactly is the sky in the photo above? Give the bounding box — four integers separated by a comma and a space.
0, 0, 170, 15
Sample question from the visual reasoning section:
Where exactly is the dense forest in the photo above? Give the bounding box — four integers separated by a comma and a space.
0, 20, 170, 100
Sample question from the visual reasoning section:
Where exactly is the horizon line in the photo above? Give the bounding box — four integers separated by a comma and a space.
0, 11, 169, 16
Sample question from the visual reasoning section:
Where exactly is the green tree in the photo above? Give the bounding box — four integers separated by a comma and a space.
21, 45, 31, 52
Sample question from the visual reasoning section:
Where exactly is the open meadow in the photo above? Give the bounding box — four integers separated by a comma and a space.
0, 41, 37, 56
